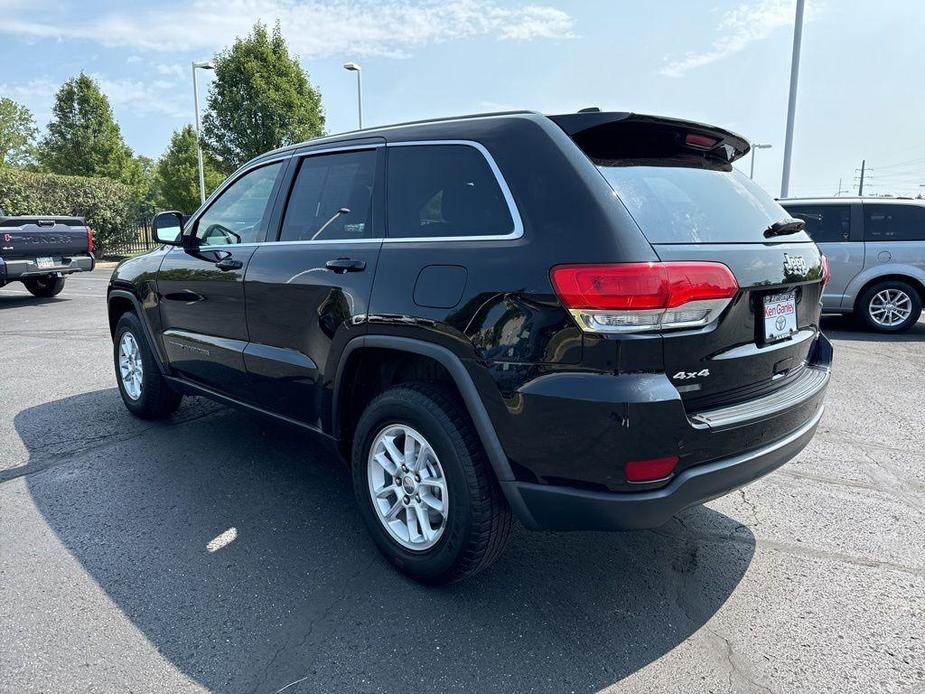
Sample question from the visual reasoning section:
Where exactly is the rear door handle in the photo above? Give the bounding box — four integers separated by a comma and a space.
325, 258, 366, 273
215, 257, 243, 271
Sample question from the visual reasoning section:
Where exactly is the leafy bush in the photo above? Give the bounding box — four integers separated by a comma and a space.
0, 167, 140, 254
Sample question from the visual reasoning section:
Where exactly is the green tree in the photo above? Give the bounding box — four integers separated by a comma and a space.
202, 21, 324, 173
38, 73, 134, 181
0, 98, 38, 167
154, 125, 224, 213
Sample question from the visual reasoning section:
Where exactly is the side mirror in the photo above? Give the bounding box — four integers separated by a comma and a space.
152, 211, 185, 246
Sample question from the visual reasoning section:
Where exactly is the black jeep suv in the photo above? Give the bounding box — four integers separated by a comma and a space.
107, 110, 832, 583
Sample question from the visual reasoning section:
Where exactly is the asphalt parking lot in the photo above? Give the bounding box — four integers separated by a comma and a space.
1, 268, 922, 694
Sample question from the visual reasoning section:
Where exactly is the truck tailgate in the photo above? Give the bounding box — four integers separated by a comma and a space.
0, 217, 90, 259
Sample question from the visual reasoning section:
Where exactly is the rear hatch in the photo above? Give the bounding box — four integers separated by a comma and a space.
552, 113, 825, 408
0, 217, 91, 260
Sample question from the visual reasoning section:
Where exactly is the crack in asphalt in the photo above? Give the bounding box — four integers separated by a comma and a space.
0, 405, 223, 484
653, 526, 924, 577
708, 627, 775, 694
738, 489, 761, 528
251, 554, 379, 694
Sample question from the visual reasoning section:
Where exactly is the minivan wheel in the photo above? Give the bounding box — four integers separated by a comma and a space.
857, 280, 922, 333
23, 275, 65, 297
351, 383, 512, 584
113, 312, 182, 419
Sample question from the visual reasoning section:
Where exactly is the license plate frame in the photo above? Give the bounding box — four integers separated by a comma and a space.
34, 257, 54, 269
763, 290, 798, 343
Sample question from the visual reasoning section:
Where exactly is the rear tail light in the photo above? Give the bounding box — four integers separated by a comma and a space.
550, 261, 738, 334
820, 254, 830, 287
625, 455, 679, 483
86, 226, 95, 253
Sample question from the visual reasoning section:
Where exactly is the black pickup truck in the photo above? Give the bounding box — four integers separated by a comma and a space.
0, 213, 96, 297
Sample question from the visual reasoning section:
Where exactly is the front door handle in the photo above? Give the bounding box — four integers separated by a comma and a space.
325, 258, 366, 273
215, 256, 243, 271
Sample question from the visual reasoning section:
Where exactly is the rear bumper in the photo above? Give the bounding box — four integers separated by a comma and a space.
504, 404, 824, 531
0, 254, 95, 283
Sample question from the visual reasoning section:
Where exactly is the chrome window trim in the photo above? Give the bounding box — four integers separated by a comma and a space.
180, 139, 526, 250
383, 140, 525, 243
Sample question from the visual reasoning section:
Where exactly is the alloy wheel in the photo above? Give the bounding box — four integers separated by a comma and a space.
367, 424, 448, 551
869, 288, 912, 328
118, 332, 144, 400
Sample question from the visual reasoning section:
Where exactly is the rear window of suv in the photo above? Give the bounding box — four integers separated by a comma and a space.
596, 161, 807, 244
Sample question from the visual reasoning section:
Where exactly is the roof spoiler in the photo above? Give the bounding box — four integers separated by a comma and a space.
548, 111, 750, 163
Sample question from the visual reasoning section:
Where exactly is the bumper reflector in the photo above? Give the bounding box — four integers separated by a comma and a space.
625, 455, 679, 483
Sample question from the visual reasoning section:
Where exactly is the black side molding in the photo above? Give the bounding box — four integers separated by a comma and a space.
334, 335, 517, 487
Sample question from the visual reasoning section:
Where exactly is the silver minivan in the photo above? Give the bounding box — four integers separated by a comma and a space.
781, 198, 925, 332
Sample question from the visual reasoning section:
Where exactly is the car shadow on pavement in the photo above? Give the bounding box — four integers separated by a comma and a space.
821, 313, 925, 341
0, 294, 69, 309
17, 390, 755, 694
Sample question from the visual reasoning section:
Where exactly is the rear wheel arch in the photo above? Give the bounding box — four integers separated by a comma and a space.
333, 336, 515, 485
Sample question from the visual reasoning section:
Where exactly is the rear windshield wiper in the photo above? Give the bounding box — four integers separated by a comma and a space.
764, 218, 806, 238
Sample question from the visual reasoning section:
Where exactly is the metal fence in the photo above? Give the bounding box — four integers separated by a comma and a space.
103, 219, 155, 257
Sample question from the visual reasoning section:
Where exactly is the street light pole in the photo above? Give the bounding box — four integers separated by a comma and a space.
343, 62, 363, 129
780, 0, 805, 198
749, 143, 772, 180
192, 60, 215, 206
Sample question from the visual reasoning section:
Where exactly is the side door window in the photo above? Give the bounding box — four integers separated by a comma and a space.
193, 162, 283, 246
787, 205, 850, 243
241, 146, 383, 422
386, 144, 515, 239
278, 150, 377, 241
864, 204, 925, 241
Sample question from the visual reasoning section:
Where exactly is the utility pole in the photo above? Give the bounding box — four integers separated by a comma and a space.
858, 160, 866, 196
780, 0, 805, 198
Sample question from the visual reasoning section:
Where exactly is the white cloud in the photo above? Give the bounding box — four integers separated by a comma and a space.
0, 77, 57, 102
0, 0, 574, 57
155, 63, 186, 81
659, 0, 810, 77
95, 77, 188, 118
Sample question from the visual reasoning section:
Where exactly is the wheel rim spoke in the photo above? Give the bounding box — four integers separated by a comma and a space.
367, 423, 448, 551
118, 332, 143, 400
870, 289, 913, 327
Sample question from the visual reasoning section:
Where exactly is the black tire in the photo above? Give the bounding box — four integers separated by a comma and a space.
23, 275, 65, 297
351, 383, 512, 584
856, 280, 922, 333
113, 312, 182, 419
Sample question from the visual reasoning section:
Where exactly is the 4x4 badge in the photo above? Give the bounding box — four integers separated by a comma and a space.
673, 369, 710, 380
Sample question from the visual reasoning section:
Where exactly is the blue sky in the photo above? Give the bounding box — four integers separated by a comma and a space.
1, 0, 924, 198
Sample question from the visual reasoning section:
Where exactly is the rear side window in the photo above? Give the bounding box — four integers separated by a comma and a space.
387, 144, 514, 239
863, 204, 925, 241
786, 205, 851, 243
597, 163, 807, 244
279, 149, 376, 242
